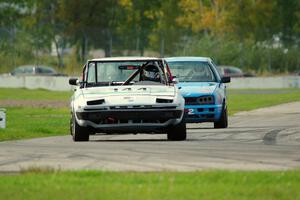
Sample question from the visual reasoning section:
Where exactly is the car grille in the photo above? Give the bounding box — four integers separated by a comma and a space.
76, 110, 182, 124
185, 97, 199, 105
109, 105, 176, 110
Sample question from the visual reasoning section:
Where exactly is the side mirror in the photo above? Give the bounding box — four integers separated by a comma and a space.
221, 76, 231, 83
69, 78, 78, 86
172, 76, 179, 84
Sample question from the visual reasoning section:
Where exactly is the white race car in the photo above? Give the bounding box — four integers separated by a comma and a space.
69, 57, 186, 141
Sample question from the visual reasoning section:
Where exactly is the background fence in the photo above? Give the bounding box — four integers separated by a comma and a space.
0, 75, 300, 91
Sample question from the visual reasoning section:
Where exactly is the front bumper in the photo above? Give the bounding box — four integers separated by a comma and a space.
74, 105, 184, 131
185, 104, 222, 123
77, 109, 182, 122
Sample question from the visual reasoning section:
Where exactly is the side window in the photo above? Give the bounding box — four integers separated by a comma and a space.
35, 68, 42, 73
24, 67, 33, 74
40, 68, 53, 74
87, 63, 96, 83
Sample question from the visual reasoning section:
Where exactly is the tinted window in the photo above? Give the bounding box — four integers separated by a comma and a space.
39, 67, 55, 74
13, 67, 26, 74
23, 67, 34, 74
228, 67, 242, 74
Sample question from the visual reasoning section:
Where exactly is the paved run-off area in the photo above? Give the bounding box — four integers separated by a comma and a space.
0, 102, 299, 172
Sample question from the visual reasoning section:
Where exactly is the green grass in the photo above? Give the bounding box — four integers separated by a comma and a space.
0, 88, 299, 199
0, 170, 299, 200
0, 88, 72, 100
0, 88, 300, 141
0, 107, 69, 141
228, 89, 300, 115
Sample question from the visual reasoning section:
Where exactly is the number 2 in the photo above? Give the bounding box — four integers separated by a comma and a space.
188, 109, 194, 115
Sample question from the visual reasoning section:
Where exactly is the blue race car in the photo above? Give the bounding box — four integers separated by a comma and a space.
166, 57, 230, 128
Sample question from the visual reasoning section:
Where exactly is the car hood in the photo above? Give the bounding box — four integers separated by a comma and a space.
177, 82, 218, 97
81, 85, 176, 100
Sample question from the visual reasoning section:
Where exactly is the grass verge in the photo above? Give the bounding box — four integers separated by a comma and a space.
0, 170, 299, 200
0, 88, 300, 141
0, 88, 72, 100
0, 107, 69, 141
228, 89, 300, 115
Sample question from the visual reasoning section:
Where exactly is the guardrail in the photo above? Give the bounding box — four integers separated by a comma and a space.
227, 76, 300, 89
0, 75, 300, 91
0, 75, 73, 91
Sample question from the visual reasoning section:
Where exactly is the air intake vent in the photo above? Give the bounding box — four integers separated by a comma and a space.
156, 98, 173, 103
87, 99, 105, 105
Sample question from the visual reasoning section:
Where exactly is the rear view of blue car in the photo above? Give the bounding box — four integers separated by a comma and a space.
166, 57, 230, 128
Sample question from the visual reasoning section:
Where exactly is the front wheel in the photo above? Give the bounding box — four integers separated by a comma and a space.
214, 106, 228, 129
167, 118, 187, 141
70, 114, 90, 142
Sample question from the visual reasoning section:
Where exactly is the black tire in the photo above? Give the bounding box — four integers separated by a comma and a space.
70, 114, 90, 141
214, 105, 228, 129
167, 118, 187, 141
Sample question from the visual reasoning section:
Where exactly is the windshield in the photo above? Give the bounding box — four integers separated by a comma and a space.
86, 60, 168, 87
167, 61, 217, 82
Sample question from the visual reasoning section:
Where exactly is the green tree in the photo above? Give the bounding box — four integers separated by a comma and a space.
0, 0, 33, 69
147, 0, 183, 56
276, 0, 300, 45
24, 0, 67, 68
60, 0, 123, 59
118, 0, 161, 56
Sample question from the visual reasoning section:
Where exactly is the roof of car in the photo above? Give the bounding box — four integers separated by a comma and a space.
90, 57, 163, 62
165, 57, 212, 62
16, 65, 54, 69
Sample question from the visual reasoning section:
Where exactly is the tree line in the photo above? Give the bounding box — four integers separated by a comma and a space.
0, 0, 300, 74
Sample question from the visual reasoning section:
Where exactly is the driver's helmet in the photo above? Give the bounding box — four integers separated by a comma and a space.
142, 65, 160, 81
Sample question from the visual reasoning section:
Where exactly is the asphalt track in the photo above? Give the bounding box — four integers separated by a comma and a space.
0, 102, 300, 172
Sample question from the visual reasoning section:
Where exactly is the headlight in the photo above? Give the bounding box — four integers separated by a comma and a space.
197, 95, 214, 104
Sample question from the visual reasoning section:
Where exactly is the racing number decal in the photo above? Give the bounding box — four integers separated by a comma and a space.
188, 109, 194, 115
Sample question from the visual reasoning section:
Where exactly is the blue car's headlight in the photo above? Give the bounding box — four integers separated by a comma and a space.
198, 95, 214, 104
